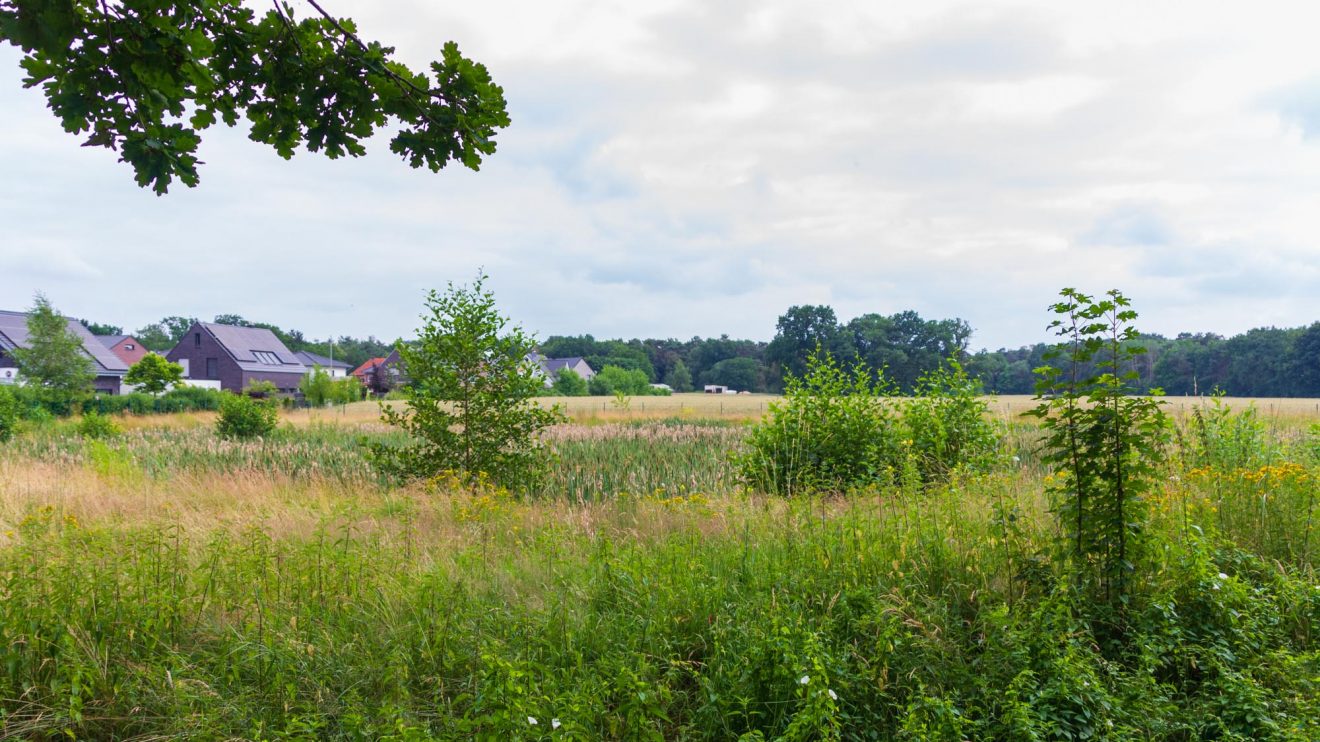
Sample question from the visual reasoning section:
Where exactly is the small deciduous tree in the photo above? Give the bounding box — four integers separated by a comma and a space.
373, 273, 563, 490
10, 294, 93, 407
1026, 289, 1169, 623
124, 352, 184, 395
663, 359, 693, 392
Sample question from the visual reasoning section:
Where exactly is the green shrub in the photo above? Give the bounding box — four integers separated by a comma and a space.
76, 410, 121, 439
1183, 394, 1277, 471
0, 386, 18, 441
589, 365, 654, 396
902, 360, 1002, 482
552, 368, 588, 396
738, 348, 901, 495
216, 393, 278, 439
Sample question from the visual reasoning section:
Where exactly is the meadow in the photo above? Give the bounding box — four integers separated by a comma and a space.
0, 396, 1317, 739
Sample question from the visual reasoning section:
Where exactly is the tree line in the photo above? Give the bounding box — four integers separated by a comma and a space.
86, 308, 1320, 397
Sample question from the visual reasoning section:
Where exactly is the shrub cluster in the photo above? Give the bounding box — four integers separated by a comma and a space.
215, 393, 279, 439
739, 351, 1002, 495
0, 385, 224, 423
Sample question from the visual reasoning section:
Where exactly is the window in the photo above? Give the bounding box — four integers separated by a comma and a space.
253, 351, 280, 365
195, 333, 201, 347
124, 343, 135, 350
206, 358, 218, 378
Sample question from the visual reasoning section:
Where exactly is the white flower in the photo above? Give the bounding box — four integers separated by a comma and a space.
552, 719, 561, 729
1211, 583, 1220, 590
828, 689, 838, 700
1218, 572, 1228, 580
799, 675, 810, 685
1012, 456, 1021, 463
528, 717, 538, 726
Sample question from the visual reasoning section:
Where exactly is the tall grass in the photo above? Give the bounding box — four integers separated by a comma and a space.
0, 409, 1316, 739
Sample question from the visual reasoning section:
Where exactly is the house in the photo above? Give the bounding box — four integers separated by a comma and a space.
527, 351, 597, 387
352, 357, 387, 389
704, 384, 729, 394
166, 322, 306, 394
294, 350, 353, 378
96, 335, 149, 367
377, 347, 407, 390
0, 309, 129, 394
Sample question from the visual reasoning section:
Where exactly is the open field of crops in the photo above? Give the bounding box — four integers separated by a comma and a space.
0, 400, 1318, 739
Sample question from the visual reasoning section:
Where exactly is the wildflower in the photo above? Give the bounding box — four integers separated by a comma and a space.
828, 689, 838, 700
552, 719, 561, 729
1012, 455, 1020, 463
1211, 583, 1220, 591
1218, 572, 1228, 580
799, 675, 810, 685
528, 717, 538, 726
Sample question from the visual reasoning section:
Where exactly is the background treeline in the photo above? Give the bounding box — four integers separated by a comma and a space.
88, 308, 1320, 397
968, 325, 1320, 397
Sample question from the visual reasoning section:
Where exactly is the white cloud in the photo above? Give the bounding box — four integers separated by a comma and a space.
2, 0, 1319, 348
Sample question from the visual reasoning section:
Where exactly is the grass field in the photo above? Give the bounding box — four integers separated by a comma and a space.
0, 398, 1317, 738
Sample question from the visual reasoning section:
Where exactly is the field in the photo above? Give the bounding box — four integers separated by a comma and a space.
0, 397, 1318, 739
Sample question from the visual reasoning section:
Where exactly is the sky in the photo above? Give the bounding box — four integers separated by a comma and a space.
3, 0, 1320, 351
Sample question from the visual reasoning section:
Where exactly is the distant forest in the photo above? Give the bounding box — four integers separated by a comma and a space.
84, 306, 1320, 397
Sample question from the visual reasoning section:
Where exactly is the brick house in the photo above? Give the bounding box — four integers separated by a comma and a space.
0, 309, 128, 393
351, 357, 385, 387
166, 322, 306, 393
96, 335, 149, 367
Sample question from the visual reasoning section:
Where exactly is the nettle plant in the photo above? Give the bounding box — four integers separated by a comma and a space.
1026, 289, 1170, 614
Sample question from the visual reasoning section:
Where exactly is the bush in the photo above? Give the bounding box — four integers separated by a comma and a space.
0, 386, 18, 441
738, 349, 901, 495
901, 360, 1002, 482
216, 393, 278, 439
83, 387, 225, 416
1182, 394, 1277, 471
552, 368, 588, 396
76, 410, 121, 439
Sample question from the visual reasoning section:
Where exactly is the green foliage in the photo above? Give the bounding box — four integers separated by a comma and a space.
215, 392, 278, 439
1027, 288, 1171, 616
589, 365, 655, 396
902, 360, 1002, 482
662, 359, 693, 392
0, 0, 509, 193
78, 319, 121, 335
9, 293, 94, 407
739, 348, 901, 495
243, 379, 279, 398
551, 368, 588, 396
0, 385, 18, 441
299, 367, 361, 406
133, 315, 198, 351
123, 352, 184, 395
1183, 394, 1277, 472
704, 356, 765, 392
75, 410, 120, 439
373, 273, 564, 490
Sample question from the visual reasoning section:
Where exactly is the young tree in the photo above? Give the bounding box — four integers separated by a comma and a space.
374, 274, 563, 490
124, 352, 184, 395
1026, 289, 1170, 624
10, 294, 93, 406
1, 0, 509, 193
663, 359, 693, 392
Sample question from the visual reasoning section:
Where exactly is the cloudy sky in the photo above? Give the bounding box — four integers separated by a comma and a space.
3, 0, 1320, 351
